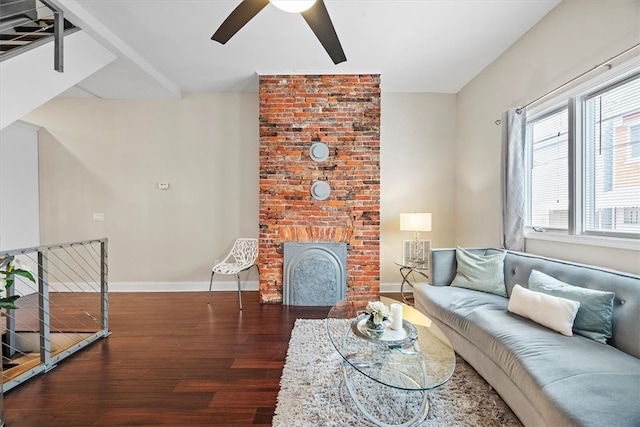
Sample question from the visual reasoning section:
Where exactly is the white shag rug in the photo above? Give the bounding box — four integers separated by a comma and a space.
273, 319, 523, 427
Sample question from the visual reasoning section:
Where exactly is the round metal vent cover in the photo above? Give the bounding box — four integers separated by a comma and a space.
309, 142, 330, 162
310, 180, 331, 201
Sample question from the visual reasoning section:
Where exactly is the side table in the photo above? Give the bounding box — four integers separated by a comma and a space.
394, 260, 429, 305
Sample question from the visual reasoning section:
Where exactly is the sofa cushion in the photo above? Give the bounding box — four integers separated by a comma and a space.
508, 284, 580, 336
538, 370, 640, 427
451, 247, 507, 297
528, 269, 615, 343
414, 285, 509, 337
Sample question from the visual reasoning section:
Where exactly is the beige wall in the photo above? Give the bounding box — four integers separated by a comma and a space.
27, 93, 260, 284
456, 0, 640, 273
27, 91, 455, 285
380, 93, 457, 283
0, 121, 40, 250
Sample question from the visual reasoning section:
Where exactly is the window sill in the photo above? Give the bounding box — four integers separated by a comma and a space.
524, 229, 640, 251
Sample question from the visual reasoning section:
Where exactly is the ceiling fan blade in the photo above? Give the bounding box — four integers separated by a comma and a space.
301, 0, 346, 64
212, 0, 270, 44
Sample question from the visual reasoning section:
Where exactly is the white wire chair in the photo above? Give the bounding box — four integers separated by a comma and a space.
207, 238, 259, 310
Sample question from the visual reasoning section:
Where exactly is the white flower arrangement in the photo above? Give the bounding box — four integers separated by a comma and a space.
366, 300, 391, 325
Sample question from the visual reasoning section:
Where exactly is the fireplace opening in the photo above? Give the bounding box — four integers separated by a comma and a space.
283, 242, 347, 306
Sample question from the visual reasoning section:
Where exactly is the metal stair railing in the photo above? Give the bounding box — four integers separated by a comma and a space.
0, 0, 78, 70
0, 238, 109, 392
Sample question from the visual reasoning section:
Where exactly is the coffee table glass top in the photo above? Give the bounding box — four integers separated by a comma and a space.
326, 296, 455, 391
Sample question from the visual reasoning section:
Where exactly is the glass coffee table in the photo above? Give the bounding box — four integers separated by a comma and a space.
326, 296, 455, 426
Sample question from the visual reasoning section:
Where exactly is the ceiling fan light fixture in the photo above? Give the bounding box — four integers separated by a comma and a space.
270, 0, 317, 13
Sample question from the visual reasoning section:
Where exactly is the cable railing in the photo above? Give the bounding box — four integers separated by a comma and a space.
0, 238, 109, 392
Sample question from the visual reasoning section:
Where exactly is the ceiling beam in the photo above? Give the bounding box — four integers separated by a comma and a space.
47, 0, 182, 98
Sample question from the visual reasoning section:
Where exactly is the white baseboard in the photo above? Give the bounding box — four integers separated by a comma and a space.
380, 282, 402, 293
49, 281, 403, 293
45, 281, 259, 293
108, 281, 260, 292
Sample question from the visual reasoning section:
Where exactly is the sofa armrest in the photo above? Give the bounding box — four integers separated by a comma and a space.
430, 248, 457, 286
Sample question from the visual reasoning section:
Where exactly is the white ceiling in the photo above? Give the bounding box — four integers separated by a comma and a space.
54, 0, 561, 99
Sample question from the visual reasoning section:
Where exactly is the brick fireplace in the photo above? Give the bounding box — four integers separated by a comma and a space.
258, 74, 381, 305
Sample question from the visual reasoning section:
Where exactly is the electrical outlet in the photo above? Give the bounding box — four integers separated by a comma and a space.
92, 213, 105, 221
157, 182, 170, 190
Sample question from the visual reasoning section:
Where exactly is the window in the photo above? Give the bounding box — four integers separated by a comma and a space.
623, 207, 640, 224
526, 109, 569, 230
525, 71, 640, 239
584, 75, 640, 234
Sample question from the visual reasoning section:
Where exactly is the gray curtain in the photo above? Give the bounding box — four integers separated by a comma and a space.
500, 108, 526, 251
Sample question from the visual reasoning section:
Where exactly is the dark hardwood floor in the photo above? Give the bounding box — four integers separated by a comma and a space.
2, 291, 400, 426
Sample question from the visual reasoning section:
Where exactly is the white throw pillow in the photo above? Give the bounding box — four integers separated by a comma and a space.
508, 284, 580, 336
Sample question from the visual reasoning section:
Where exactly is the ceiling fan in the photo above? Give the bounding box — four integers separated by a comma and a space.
212, 0, 346, 64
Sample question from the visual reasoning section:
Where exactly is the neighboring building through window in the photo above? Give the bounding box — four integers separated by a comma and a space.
631, 124, 640, 158
623, 207, 640, 224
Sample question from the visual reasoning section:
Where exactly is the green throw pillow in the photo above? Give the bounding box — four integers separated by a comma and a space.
451, 248, 507, 297
528, 269, 615, 344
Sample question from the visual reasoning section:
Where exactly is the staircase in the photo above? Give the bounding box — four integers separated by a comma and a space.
0, 0, 116, 130
0, 17, 75, 55
0, 0, 76, 60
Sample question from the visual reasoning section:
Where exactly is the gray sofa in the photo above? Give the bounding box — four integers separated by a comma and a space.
414, 248, 640, 427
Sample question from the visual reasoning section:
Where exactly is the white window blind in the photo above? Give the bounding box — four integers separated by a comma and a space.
584, 74, 640, 235
527, 108, 569, 229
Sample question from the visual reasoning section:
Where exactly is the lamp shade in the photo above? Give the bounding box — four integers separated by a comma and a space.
400, 213, 432, 232
270, 0, 316, 13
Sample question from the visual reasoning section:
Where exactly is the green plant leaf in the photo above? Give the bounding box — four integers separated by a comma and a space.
0, 295, 20, 310
13, 269, 35, 283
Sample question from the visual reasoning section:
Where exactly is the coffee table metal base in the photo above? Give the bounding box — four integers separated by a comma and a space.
341, 361, 429, 427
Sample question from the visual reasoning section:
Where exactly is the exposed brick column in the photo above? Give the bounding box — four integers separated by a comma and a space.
258, 74, 381, 305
